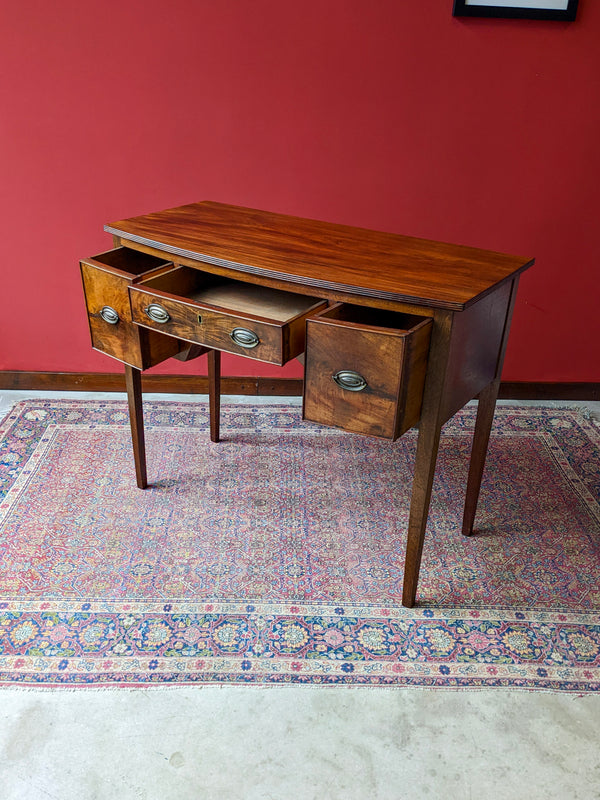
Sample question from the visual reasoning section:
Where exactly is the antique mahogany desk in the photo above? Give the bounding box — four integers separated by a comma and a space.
80, 201, 534, 607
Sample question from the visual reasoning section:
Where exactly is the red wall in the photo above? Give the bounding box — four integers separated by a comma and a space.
1, 0, 598, 381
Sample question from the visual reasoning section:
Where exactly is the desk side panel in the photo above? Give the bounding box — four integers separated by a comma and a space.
440, 281, 513, 422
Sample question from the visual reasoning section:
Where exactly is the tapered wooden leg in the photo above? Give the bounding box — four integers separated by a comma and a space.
124, 364, 147, 489
461, 379, 500, 536
402, 311, 454, 608
208, 349, 221, 443
402, 417, 445, 608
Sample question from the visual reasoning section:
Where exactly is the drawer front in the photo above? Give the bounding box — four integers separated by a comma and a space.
80, 249, 180, 369
304, 322, 406, 439
129, 288, 288, 364
303, 307, 432, 440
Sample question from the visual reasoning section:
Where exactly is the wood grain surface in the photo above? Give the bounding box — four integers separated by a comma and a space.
106, 202, 534, 311
303, 304, 432, 439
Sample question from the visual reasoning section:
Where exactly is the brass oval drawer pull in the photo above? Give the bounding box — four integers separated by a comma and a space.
230, 327, 260, 349
332, 370, 368, 392
144, 303, 170, 324
100, 306, 119, 325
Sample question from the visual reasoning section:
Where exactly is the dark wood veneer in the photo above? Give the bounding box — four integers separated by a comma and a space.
128, 266, 326, 366
80, 248, 181, 369
303, 304, 432, 439
106, 202, 534, 311
76, 201, 540, 607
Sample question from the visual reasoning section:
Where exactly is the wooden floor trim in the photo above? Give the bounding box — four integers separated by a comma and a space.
0, 372, 598, 400
0, 371, 303, 396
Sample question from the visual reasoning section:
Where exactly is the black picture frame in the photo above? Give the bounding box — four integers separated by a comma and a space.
452, 0, 578, 20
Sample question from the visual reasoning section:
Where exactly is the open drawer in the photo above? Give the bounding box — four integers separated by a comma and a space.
129, 266, 327, 365
303, 303, 432, 440
80, 247, 182, 368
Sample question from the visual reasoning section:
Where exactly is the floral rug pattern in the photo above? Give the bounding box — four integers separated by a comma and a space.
0, 400, 598, 690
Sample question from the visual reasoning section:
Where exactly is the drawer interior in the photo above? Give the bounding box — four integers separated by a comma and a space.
138, 266, 325, 323
89, 247, 171, 277
314, 303, 427, 333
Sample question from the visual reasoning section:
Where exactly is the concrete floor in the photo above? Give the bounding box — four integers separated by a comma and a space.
0, 391, 599, 800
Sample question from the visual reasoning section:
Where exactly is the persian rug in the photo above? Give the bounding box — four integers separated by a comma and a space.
0, 400, 598, 691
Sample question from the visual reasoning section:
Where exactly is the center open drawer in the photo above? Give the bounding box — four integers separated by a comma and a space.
129, 266, 327, 365
303, 303, 432, 440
